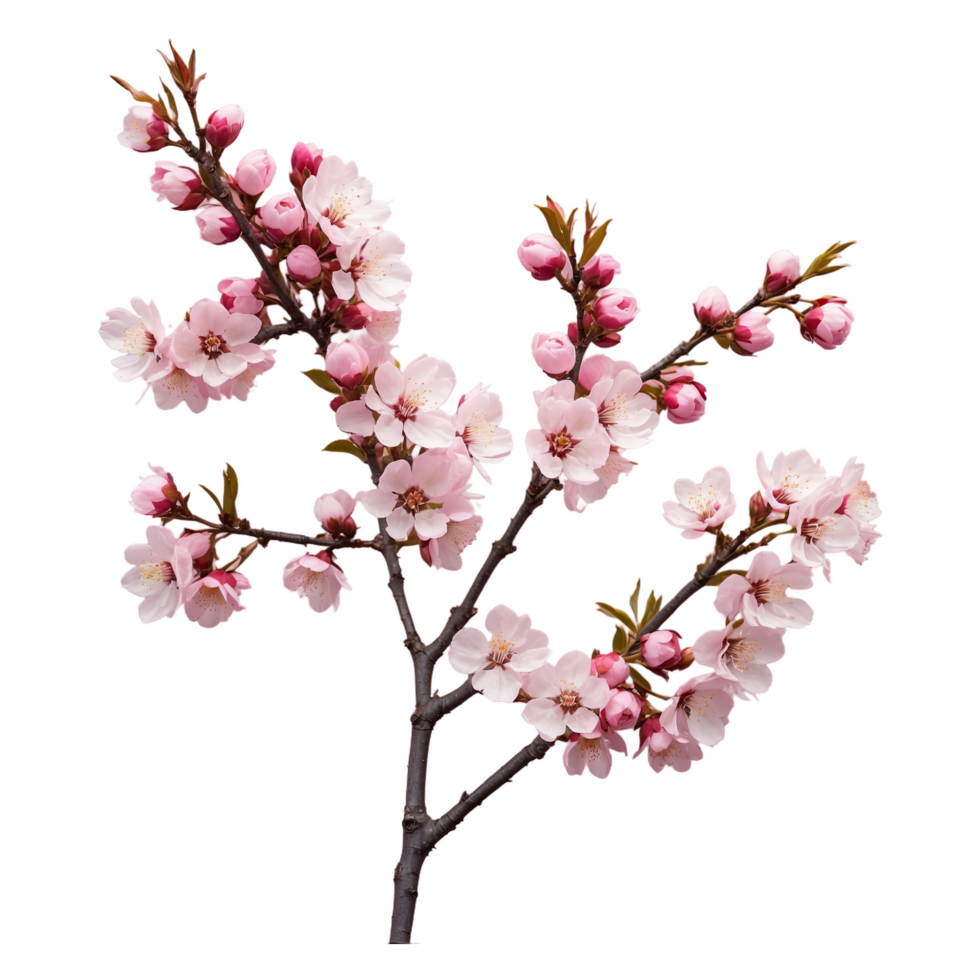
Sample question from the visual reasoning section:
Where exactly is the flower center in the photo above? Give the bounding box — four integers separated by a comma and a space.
122, 322, 156, 355
548, 428, 578, 458
749, 578, 786, 604
555, 686, 582, 712
599, 393, 629, 426
487, 632, 516, 666
201, 331, 229, 360
194, 585, 227, 610
401, 487, 427, 512
463, 412, 497, 448
800, 517, 827, 542
139, 561, 175, 587
682, 692, 713, 719
725, 638, 759, 671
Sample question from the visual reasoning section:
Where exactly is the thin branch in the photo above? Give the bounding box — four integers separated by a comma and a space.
252, 320, 309, 345
422, 678, 476, 724
174, 512, 383, 551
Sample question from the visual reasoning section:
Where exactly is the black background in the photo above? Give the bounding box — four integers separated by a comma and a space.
78, 29, 901, 952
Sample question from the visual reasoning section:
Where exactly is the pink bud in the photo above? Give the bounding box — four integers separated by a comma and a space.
218, 277, 263, 315
259, 193, 305, 243
286, 245, 322, 283
603, 689, 644, 730
517, 234, 572, 281
663, 378, 706, 424
205, 104, 245, 148
593, 331, 622, 348
117, 105, 169, 152
234, 148, 277, 195
763, 250, 801, 295
802, 302, 853, 350
314, 490, 358, 538
195, 204, 241, 245
749, 490, 771, 525
641, 630, 683, 669
590, 652, 630, 689
149, 161, 203, 210
325, 340, 370, 389
639, 716, 674, 753
593, 288, 638, 330
531, 332, 576, 376
291, 141, 324, 175
581, 253, 621, 289
130, 466, 179, 516
693, 286, 731, 327
733, 311, 774, 354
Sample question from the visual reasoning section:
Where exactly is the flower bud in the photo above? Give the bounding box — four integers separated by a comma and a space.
149, 161, 204, 210
641, 629, 683, 669
218, 277, 263, 315
590, 652, 630, 689
693, 286, 731, 327
602, 690, 644, 730
517, 234, 572, 281
593, 331, 622, 348
664, 378, 706, 425
130, 466, 179, 516
195, 204, 240, 245
259, 193, 305, 243
531, 332, 576, 376
314, 491, 358, 540
748, 490, 771, 525
286, 244, 322, 283
325, 340, 370, 390
733, 311, 774, 354
118, 105, 169, 152
802, 301, 853, 350
291, 141, 324, 175
234, 148, 277, 195
678, 648, 695, 670
593, 288, 638, 330
763, 249, 800, 295
581, 253, 621, 289
205, 104, 244, 148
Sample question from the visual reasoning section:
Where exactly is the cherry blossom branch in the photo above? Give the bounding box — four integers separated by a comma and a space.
421, 677, 476, 723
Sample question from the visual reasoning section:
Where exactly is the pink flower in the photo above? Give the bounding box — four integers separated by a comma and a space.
130, 465, 178, 516
590, 652, 630, 689
216, 346, 276, 401
660, 673, 735, 746
802, 300, 854, 350
694, 623, 785, 695
184, 569, 250, 628
602, 690, 644, 730
122, 527, 209, 623
581, 253, 621, 288
733, 311, 774, 354
333, 230, 412, 312
291, 141, 323, 176
641, 630, 683, 669
453, 384, 513, 481
525, 381, 610, 484
205, 104, 244, 148
217, 277, 263, 316
171, 298, 262, 387
635, 717, 703, 773
314, 490, 358, 539
419, 507, 483, 571
99, 298, 165, 382
325, 341, 370, 390
234, 148, 276, 195
788, 484, 860, 567
283, 550, 351, 613
663, 377, 707, 424
693, 287, 731, 327
302, 156, 391, 246
756, 450, 827, 513
360, 455, 465, 542
563, 446, 637, 511
117, 105, 168, 152
363, 307, 401, 343
147, 334, 213, 413
448, 604, 551, 702
258, 193, 305, 243
532, 332, 576, 376
763, 250, 800, 295
593, 288, 638, 330
563, 723, 628, 778
837, 457, 882, 565
663, 466, 736, 537
517, 234, 572, 281
522, 651, 612, 741
847, 521, 882, 566
714, 551, 814, 629
585, 364, 657, 448
149, 161, 204, 210
196, 204, 240, 245
286, 245, 322, 283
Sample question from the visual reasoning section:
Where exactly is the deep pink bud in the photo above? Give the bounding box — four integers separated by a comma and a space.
663, 378, 706, 425
234, 148, 277, 195
325, 341, 370, 389
218, 277, 263, 315
581, 253, 621, 289
693, 286, 731, 327
118, 105, 169, 152
259, 193, 304, 243
763, 250, 800, 295
749, 490, 771, 525
291, 141, 324, 174
603, 690, 644, 731
205, 104, 244, 147
195, 204, 240, 245
592, 288, 637, 330
531, 331, 576, 376
641, 630, 683, 669
802, 302, 853, 350
130, 467, 179, 516
593, 331, 622, 348
733, 311, 774, 354
590, 652, 630, 689
149, 161, 203, 209
286, 245, 322, 283
517, 234, 572, 281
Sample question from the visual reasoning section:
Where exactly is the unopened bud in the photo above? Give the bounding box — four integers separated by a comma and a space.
749, 490, 771, 525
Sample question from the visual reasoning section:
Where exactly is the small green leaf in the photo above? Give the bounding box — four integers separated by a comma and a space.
640, 590, 660, 629
613, 626, 629, 654
629, 579, 641, 621
596, 602, 636, 631
705, 569, 748, 587
534, 204, 571, 253
222, 463, 239, 519
578, 219, 612, 266
629, 667, 654, 694
323, 440, 367, 462
199, 484, 222, 512
303, 369, 341, 394
713, 333, 731, 349
162, 81, 179, 118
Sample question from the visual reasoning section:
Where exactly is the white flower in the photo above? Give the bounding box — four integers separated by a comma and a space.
302, 156, 391, 245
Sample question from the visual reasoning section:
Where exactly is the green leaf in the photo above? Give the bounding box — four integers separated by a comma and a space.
303, 369, 341, 394
194, 480, 221, 517
578, 219, 612, 266
629, 667, 654, 695
162, 81, 179, 118
713, 333, 731, 349
596, 602, 636, 631
323, 440, 367, 462
629, 579, 641, 621
799, 240, 855, 282
640, 590, 661, 629
613, 626, 629, 654
222, 463, 239, 519
705, 569, 748, 587
534, 204, 571, 253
